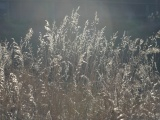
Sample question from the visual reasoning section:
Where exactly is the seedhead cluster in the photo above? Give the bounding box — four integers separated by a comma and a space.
1, 7, 160, 120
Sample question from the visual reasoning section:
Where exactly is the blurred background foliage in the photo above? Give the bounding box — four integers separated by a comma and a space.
0, 0, 160, 41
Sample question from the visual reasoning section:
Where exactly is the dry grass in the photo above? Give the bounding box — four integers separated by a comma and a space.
1, 7, 160, 120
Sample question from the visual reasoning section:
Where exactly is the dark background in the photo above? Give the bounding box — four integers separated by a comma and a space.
0, 0, 160, 40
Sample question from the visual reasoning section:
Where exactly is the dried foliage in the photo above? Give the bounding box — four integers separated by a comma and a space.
1, 7, 160, 120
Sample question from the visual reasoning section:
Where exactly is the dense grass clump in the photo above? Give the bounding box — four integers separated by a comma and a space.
1, 7, 160, 120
